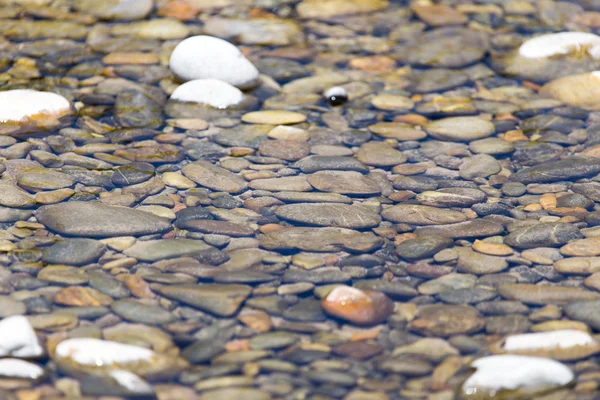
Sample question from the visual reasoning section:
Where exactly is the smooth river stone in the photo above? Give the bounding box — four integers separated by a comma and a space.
425, 116, 495, 142
414, 220, 504, 239
509, 157, 600, 184
181, 220, 256, 237
260, 227, 383, 252
408, 304, 485, 337
455, 247, 508, 274
560, 238, 600, 257
307, 171, 381, 196
554, 257, 600, 275
382, 204, 467, 225
182, 161, 247, 193
275, 203, 381, 229
498, 283, 600, 305
504, 222, 583, 249
156, 284, 252, 317
565, 300, 600, 331
123, 239, 212, 262
416, 188, 487, 207
42, 238, 106, 266
0, 181, 35, 208
35, 202, 171, 237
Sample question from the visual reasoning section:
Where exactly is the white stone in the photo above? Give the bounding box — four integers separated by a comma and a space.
0, 90, 71, 123
169, 35, 259, 88
325, 86, 347, 99
519, 32, 600, 59
0, 359, 44, 379
170, 79, 244, 109
55, 338, 154, 366
0, 315, 43, 358
109, 370, 153, 393
462, 355, 573, 395
503, 330, 594, 351
326, 286, 370, 304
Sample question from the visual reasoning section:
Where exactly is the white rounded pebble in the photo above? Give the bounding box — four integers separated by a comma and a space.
503, 330, 594, 351
0, 315, 43, 358
462, 355, 573, 395
324, 86, 347, 99
0, 90, 71, 123
109, 370, 153, 393
170, 79, 244, 109
519, 32, 600, 59
0, 359, 44, 380
169, 35, 259, 88
55, 338, 154, 366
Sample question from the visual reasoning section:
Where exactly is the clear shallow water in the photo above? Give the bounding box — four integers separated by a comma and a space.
0, 0, 599, 399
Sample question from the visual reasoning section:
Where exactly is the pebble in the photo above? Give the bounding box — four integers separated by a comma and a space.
499, 283, 600, 305
156, 284, 251, 317
42, 239, 105, 266
425, 116, 495, 142
169, 35, 259, 88
307, 171, 381, 195
123, 239, 212, 262
36, 202, 171, 237
170, 79, 244, 109
275, 203, 381, 229
382, 204, 466, 225
242, 110, 306, 125
355, 142, 406, 166
260, 227, 382, 253
73, 0, 154, 20
182, 161, 247, 193
408, 304, 485, 337
504, 222, 583, 249
321, 285, 394, 325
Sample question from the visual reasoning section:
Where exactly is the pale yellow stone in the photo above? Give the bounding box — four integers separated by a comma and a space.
531, 320, 591, 333
101, 236, 137, 251
102, 257, 137, 270
268, 125, 309, 141
161, 172, 195, 189
35, 189, 75, 204
0, 240, 16, 252
136, 205, 176, 220
242, 110, 306, 125
371, 94, 414, 111
472, 240, 513, 256
166, 118, 208, 130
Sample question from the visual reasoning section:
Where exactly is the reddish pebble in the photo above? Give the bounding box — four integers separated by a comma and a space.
321, 286, 394, 326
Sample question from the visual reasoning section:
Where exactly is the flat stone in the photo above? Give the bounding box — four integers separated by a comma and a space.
504, 223, 583, 249
124, 239, 212, 262
260, 227, 382, 252
560, 238, 600, 256
275, 203, 381, 229
554, 257, 600, 274
36, 202, 171, 237
499, 283, 600, 305
242, 110, 306, 125
455, 247, 508, 274
297, 0, 388, 19
296, 156, 369, 174
182, 161, 247, 193
355, 142, 406, 166
249, 176, 312, 192
565, 301, 600, 330
110, 299, 175, 325
258, 140, 310, 161
368, 122, 427, 141
54, 287, 113, 307
396, 237, 453, 261
417, 188, 487, 207
0, 181, 35, 208
307, 171, 381, 196
425, 116, 495, 141
273, 192, 352, 204
42, 239, 106, 266
408, 304, 485, 337
17, 168, 75, 191
415, 220, 504, 239
156, 284, 251, 317
510, 157, 600, 184
382, 204, 467, 225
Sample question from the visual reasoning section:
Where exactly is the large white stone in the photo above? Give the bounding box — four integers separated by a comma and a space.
0, 316, 43, 358
503, 330, 594, 351
462, 355, 573, 396
55, 338, 154, 366
170, 79, 244, 109
169, 35, 259, 88
519, 32, 600, 59
0, 90, 71, 124
0, 359, 44, 379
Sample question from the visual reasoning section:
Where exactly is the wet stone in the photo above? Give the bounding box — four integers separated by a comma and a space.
182, 161, 247, 194
156, 284, 251, 317
505, 222, 584, 249
42, 239, 105, 266
36, 201, 171, 237
111, 162, 155, 187
396, 237, 453, 261
114, 90, 163, 129
275, 203, 381, 229
408, 304, 485, 337
510, 157, 600, 184
307, 171, 381, 196
110, 299, 176, 325
295, 156, 369, 174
